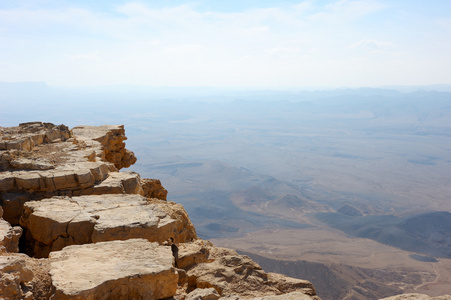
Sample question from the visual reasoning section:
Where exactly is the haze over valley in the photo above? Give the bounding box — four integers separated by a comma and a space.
2, 83, 451, 299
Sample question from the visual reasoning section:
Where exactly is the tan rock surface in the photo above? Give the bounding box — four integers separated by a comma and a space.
1, 123, 137, 225
49, 239, 178, 300
186, 246, 318, 299
0, 218, 22, 253
90, 171, 144, 195
20, 194, 197, 257
187, 287, 220, 300
0, 255, 34, 300
178, 239, 212, 269
71, 125, 137, 170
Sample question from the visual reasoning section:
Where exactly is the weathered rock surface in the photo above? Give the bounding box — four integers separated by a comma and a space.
71, 125, 137, 170
0, 123, 141, 225
1, 122, 321, 300
379, 294, 451, 300
0, 218, 22, 253
182, 243, 318, 299
49, 239, 178, 299
0, 255, 34, 300
141, 178, 168, 200
186, 287, 220, 300
20, 194, 197, 257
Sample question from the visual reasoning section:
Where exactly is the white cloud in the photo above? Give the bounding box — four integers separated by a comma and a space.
0, 1, 450, 87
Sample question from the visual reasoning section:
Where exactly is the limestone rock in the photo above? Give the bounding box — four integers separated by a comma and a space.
49, 239, 178, 300
178, 239, 212, 269
0, 218, 22, 252
187, 246, 318, 299
0, 123, 140, 225
90, 171, 144, 195
379, 294, 451, 300
0, 255, 34, 300
141, 178, 168, 200
186, 287, 220, 300
20, 194, 197, 257
71, 125, 137, 170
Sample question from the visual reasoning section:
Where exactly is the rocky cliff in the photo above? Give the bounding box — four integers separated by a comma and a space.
0, 122, 320, 300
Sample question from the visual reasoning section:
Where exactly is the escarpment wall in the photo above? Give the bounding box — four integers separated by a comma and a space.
1, 122, 321, 300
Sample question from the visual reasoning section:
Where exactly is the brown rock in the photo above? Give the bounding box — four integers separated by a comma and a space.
0, 255, 34, 300
49, 239, 178, 300
71, 125, 137, 170
186, 287, 220, 300
0, 218, 22, 253
178, 239, 212, 269
20, 194, 197, 257
91, 171, 144, 195
1, 123, 141, 225
141, 178, 168, 200
187, 246, 318, 299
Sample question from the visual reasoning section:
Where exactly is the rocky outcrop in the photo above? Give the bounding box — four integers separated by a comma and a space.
1, 122, 321, 300
1, 123, 128, 224
49, 239, 178, 299
20, 194, 196, 258
185, 245, 319, 299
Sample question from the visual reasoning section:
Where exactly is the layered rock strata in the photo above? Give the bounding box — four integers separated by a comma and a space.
0, 122, 320, 300
20, 194, 196, 258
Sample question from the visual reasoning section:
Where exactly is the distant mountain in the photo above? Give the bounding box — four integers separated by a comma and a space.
238, 250, 419, 300
316, 211, 451, 258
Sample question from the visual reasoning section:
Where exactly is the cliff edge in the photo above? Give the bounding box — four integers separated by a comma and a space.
0, 122, 320, 300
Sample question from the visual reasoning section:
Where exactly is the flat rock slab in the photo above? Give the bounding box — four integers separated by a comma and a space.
49, 239, 178, 300
20, 194, 196, 257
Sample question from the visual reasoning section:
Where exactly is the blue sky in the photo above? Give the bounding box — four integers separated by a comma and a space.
1, 0, 450, 88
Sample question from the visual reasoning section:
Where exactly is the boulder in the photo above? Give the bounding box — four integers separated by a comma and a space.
49, 239, 178, 299
20, 194, 197, 257
0, 255, 34, 300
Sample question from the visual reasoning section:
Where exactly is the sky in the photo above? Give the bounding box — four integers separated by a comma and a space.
0, 0, 450, 88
